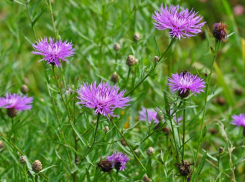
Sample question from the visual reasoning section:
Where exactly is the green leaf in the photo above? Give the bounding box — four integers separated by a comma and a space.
32, 9, 46, 27
30, 0, 42, 14
191, 152, 207, 182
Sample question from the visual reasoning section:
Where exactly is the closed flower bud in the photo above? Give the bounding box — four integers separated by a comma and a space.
143, 174, 151, 182
156, 113, 163, 121
7, 108, 17, 118
97, 158, 113, 172
213, 22, 229, 42
113, 42, 121, 51
126, 55, 136, 66
234, 88, 242, 96
32, 160, 42, 173
0, 141, 4, 150
21, 85, 29, 94
134, 59, 139, 65
121, 139, 127, 146
20, 156, 26, 164
134, 149, 139, 155
110, 72, 119, 83
154, 56, 159, 62
162, 127, 170, 135
133, 32, 140, 42
104, 126, 109, 133
219, 147, 224, 154
147, 147, 155, 156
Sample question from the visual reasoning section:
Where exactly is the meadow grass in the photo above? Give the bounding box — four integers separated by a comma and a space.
0, 0, 245, 181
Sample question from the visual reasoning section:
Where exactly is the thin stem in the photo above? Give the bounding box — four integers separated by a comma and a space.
116, 171, 119, 182
109, 173, 116, 182
49, 0, 58, 38
81, 114, 100, 161
182, 100, 186, 160
195, 40, 221, 164
110, 119, 147, 171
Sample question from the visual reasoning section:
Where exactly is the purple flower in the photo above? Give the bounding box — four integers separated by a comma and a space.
139, 107, 159, 124
32, 37, 75, 67
231, 114, 245, 128
152, 4, 205, 39
0, 93, 33, 118
168, 72, 205, 98
107, 152, 129, 171
77, 81, 131, 118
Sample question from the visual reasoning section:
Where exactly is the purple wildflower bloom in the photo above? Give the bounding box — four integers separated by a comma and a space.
77, 81, 131, 118
152, 4, 206, 39
168, 72, 205, 98
0, 93, 33, 110
231, 114, 245, 127
138, 107, 159, 124
107, 152, 129, 171
32, 37, 75, 67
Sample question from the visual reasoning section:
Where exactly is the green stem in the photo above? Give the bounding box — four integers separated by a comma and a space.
110, 119, 147, 171
81, 114, 100, 161
109, 173, 116, 182
48, 0, 58, 39
182, 100, 186, 160
195, 40, 221, 164
116, 171, 119, 182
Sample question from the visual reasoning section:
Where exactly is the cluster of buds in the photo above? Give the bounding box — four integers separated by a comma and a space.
126, 55, 138, 67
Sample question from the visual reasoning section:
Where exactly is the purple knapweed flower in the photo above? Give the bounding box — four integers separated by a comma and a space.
152, 4, 206, 39
0, 93, 33, 118
139, 107, 160, 124
32, 37, 75, 67
231, 114, 245, 128
77, 81, 131, 118
168, 72, 205, 98
107, 152, 129, 171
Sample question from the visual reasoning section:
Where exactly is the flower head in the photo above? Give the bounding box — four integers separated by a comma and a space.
77, 81, 131, 118
139, 107, 159, 124
168, 72, 205, 98
213, 22, 229, 42
32, 37, 75, 67
107, 152, 129, 171
0, 93, 33, 118
231, 114, 245, 127
152, 4, 205, 39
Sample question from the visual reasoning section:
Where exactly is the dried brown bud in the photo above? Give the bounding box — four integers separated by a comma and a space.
21, 85, 29, 94
32, 160, 42, 173
0, 141, 4, 150
104, 126, 109, 133
235, 88, 242, 96
98, 158, 113, 172
7, 108, 17, 118
110, 72, 119, 83
133, 32, 140, 42
175, 161, 193, 176
219, 147, 224, 154
154, 56, 159, 62
20, 156, 26, 164
156, 113, 163, 121
143, 174, 151, 182
217, 96, 226, 106
162, 127, 170, 135
126, 55, 136, 66
121, 139, 127, 146
113, 43, 121, 51
147, 147, 155, 156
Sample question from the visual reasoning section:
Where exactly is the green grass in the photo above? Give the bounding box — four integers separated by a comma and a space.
0, 0, 245, 181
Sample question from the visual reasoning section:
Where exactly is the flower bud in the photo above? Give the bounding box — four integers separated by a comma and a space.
20, 156, 26, 164
121, 139, 127, 146
213, 22, 229, 42
134, 59, 139, 65
110, 72, 119, 83
147, 147, 155, 156
21, 85, 29, 94
134, 149, 139, 155
0, 141, 4, 150
104, 126, 109, 133
133, 32, 140, 42
219, 147, 224, 154
113, 42, 121, 51
126, 55, 136, 66
7, 108, 17, 118
32, 160, 42, 173
143, 174, 151, 182
98, 158, 113, 172
162, 127, 170, 135
154, 56, 159, 62
156, 113, 163, 121
235, 88, 242, 96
